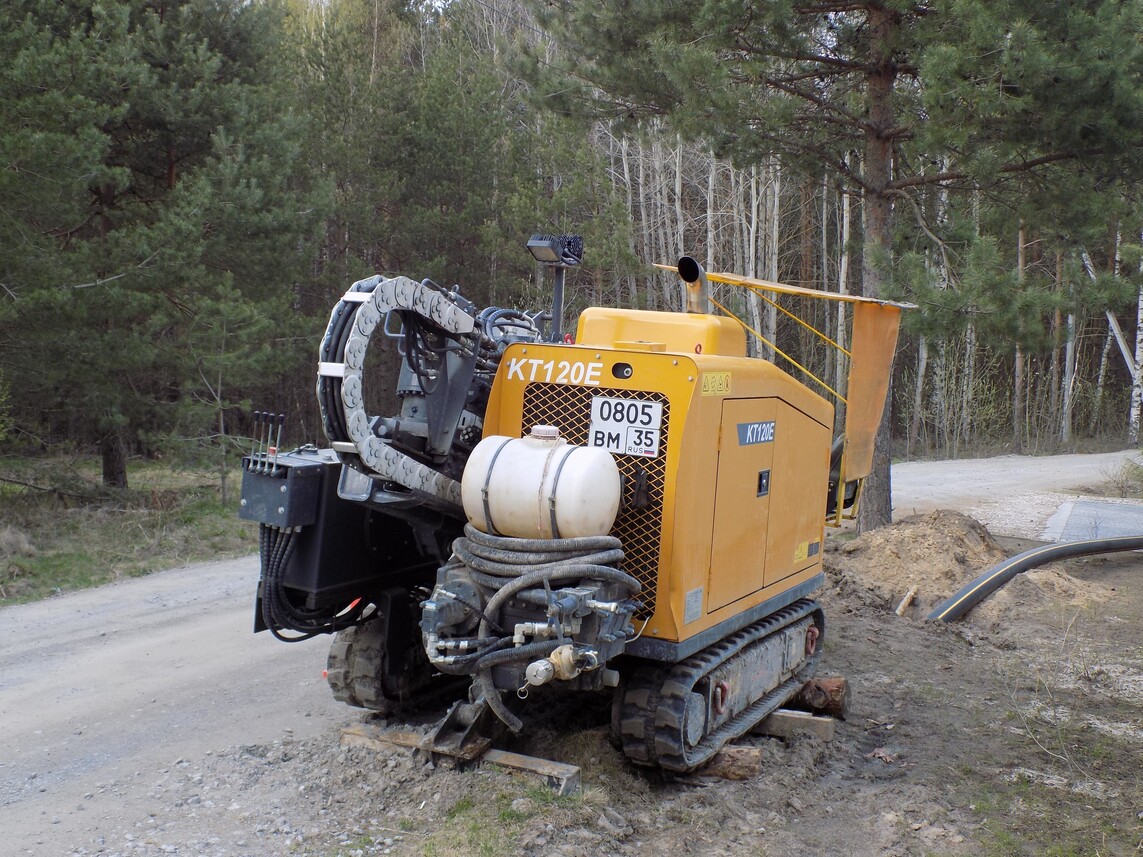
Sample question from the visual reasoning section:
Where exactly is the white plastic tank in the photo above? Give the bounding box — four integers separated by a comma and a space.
461, 426, 622, 539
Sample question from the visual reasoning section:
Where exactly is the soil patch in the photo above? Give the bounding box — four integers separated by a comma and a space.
828, 509, 1113, 634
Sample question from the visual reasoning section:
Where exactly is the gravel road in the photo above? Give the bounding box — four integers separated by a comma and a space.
1, 449, 1138, 856
892, 449, 1140, 538
0, 558, 350, 856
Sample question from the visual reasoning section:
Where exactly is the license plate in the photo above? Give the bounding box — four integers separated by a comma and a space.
588, 396, 663, 457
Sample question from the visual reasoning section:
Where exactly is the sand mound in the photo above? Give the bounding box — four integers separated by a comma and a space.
825, 510, 1109, 627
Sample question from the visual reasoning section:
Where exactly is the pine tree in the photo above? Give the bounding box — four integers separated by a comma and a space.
526, 0, 1143, 528
0, 0, 325, 487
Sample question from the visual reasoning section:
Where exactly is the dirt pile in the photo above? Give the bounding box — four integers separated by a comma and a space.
825, 510, 1111, 629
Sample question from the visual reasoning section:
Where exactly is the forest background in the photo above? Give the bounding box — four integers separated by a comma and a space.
4, 0, 1143, 528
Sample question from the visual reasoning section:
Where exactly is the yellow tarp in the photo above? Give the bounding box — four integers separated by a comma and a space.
842, 302, 902, 482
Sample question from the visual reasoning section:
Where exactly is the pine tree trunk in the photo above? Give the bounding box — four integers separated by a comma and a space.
650, 137, 675, 307
100, 428, 128, 490
1013, 347, 1024, 452
933, 342, 949, 456
800, 179, 813, 290
841, 187, 850, 399
731, 164, 747, 275
636, 139, 654, 308
619, 136, 639, 307
856, 4, 898, 532
706, 154, 716, 273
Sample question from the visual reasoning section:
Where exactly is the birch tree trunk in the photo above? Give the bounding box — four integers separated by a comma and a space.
1088, 230, 1120, 435
747, 166, 763, 358
835, 189, 850, 391
1060, 307, 1077, 446
908, 335, 927, 457
1130, 270, 1143, 444
1013, 224, 1026, 452
1049, 251, 1063, 428
1089, 330, 1113, 435
1084, 246, 1142, 444
765, 160, 781, 360
674, 136, 685, 256
619, 136, 638, 307
706, 154, 716, 275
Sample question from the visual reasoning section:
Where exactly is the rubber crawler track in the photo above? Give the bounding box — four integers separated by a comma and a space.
618, 598, 824, 772
326, 622, 392, 713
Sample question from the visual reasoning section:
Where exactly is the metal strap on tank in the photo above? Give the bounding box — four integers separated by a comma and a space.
479, 438, 514, 537
546, 446, 577, 540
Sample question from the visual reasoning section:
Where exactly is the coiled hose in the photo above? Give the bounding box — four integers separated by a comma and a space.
445, 524, 640, 732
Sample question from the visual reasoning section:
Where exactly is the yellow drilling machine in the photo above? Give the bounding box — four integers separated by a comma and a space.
239, 236, 905, 771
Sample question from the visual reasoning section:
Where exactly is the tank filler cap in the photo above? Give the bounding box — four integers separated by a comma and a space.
529, 425, 560, 441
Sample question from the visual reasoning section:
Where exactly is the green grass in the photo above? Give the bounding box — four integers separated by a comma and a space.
960, 758, 1141, 857
0, 455, 255, 604
414, 777, 595, 857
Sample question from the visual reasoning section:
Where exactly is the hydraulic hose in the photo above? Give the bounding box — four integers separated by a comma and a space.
452, 524, 639, 639
258, 524, 366, 641
476, 640, 563, 733
456, 524, 625, 571
440, 525, 638, 731
927, 534, 1143, 622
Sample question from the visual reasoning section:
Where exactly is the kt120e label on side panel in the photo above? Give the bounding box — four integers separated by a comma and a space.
737, 420, 775, 445
588, 396, 663, 457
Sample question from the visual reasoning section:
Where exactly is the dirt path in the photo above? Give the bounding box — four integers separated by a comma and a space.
1, 450, 1140, 857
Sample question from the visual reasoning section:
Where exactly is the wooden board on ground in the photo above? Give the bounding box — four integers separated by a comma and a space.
754, 708, 836, 741
339, 724, 582, 796
483, 749, 582, 796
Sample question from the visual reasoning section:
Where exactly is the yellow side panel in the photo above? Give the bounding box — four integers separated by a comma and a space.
842, 302, 902, 482
576, 307, 747, 358
707, 399, 776, 610
763, 401, 831, 587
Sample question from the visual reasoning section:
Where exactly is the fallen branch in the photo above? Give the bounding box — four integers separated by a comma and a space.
0, 475, 96, 501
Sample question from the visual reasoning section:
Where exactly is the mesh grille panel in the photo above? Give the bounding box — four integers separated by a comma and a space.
521, 383, 669, 618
